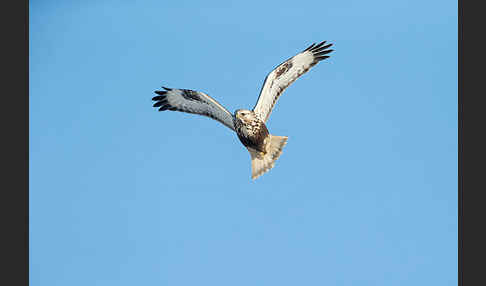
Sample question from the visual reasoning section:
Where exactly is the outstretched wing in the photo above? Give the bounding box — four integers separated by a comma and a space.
253, 41, 334, 122
152, 87, 235, 131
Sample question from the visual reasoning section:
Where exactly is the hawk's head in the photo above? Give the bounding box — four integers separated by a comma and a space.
234, 109, 258, 124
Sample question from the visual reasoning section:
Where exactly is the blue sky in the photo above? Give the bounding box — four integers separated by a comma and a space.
30, 0, 457, 285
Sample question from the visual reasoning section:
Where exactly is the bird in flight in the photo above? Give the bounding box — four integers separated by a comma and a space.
152, 41, 334, 180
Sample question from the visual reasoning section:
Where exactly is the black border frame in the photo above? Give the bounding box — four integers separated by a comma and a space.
459, 0, 484, 285
2, 1, 29, 285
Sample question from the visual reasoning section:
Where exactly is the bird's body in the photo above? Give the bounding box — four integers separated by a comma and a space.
234, 109, 268, 154
232, 109, 288, 178
152, 41, 334, 179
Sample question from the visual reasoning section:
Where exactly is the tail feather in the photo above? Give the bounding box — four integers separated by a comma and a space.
248, 135, 288, 180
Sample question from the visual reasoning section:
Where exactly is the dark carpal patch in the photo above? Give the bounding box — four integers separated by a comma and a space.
181, 89, 201, 101
275, 61, 293, 78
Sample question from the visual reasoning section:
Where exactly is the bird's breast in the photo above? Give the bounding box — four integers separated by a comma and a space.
235, 119, 269, 152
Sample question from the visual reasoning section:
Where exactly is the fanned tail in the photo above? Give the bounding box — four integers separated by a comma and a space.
248, 135, 288, 180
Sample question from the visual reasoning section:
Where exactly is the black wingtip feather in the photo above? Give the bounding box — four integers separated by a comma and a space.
311, 43, 333, 53
153, 101, 168, 107
153, 87, 173, 111
152, 94, 167, 101
154, 90, 167, 95
315, 49, 334, 56
306, 40, 334, 62
315, 55, 330, 61
314, 40, 327, 49
304, 43, 316, 51
321, 43, 333, 50
153, 91, 168, 101
304, 41, 334, 54
158, 105, 170, 111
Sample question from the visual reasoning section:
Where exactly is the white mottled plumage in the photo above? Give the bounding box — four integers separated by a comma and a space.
153, 88, 235, 131
152, 41, 334, 180
253, 41, 333, 122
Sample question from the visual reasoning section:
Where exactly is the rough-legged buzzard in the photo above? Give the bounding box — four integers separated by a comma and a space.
152, 41, 334, 179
